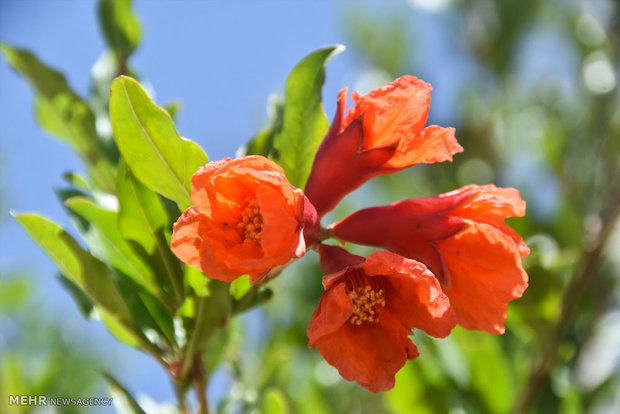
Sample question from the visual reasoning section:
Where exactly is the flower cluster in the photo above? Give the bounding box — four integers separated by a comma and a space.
171, 75, 529, 392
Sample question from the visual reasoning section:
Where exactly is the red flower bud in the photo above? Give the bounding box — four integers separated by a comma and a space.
305, 76, 463, 217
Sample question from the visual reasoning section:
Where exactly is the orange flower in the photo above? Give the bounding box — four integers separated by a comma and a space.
171, 156, 317, 283
332, 184, 529, 334
305, 75, 463, 217
307, 245, 455, 392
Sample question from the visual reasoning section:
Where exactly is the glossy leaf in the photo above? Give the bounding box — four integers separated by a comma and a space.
14, 213, 132, 323
64, 197, 161, 298
272, 45, 344, 188
116, 162, 168, 251
104, 372, 147, 414
117, 162, 184, 305
109, 76, 208, 209
1, 43, 116, 191
100, 310, 140, 347
184, 264, 210, 297
98, 0, 141, 62
181, 280, 232, 378
57, 274, 95, 318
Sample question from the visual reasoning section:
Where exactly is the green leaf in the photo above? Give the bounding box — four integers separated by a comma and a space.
181, 280, 232, 378
57, 275, 95, 318
184, 264, 210, 297
230, 275, 251, 300
100, 310, 139, 347
241, 94, 284, 157
1, 43, 116, 192
164, 101, 182, 121
98, 0, 141, 62
271, 45, 344, 188
14, 213, 132, 324
103, 372, 147, 414
261, 388, 289, 414
109, 76, 208, 209
117, 162, 184, 305
64, 197, 162, 299
116, 161, 168, 251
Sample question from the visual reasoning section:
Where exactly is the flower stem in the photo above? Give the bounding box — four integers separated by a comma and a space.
193, 355, 211, 414
172, 378, 189, 414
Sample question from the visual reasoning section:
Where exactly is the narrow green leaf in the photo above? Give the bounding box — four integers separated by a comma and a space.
230, 275, 251, 300
1, 43, 116, 192
114, 275, 177, 348
241, 94, 284, 157
98, 0, 141, 62
184, 264, 210, 297
117, 162, 184, 305
14, 213, 132, 323
100, 310, 139, 347
103, 372, 147, 414
57, 275, 95, 318
109, 76, 208, 209
271, 45, 344, 188
181, 281, 232, 378
261, 388, 289, 414
64, 197, 161, 297
116, 162, 168, 251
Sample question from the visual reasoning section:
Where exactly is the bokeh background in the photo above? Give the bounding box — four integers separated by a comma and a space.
1, 0, 619, 413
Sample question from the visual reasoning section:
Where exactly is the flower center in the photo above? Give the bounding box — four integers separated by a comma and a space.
348, 285, 386, 325
237, 199, 263, 241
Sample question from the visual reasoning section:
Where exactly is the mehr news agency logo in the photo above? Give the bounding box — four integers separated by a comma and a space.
8, 395, 113, 407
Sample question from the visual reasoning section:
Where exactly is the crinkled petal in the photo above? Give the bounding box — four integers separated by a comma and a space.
386, 125, 463, 169
257, 184, 303, 257
344, 76, 432, 150
170, 207, 206, 272
198, 225, 245, 282
436, 222, 528, 334
191, 156, 287, 217
446, 184, 526, 220
313, 306, 416, 392
307, 282, 353, 346
362, 252, 456, 337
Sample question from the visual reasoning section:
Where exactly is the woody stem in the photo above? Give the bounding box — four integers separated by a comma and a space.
513, 198, 620, 413
193, 355, 211, 414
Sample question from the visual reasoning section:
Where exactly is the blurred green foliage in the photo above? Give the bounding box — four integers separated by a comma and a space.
3, 0, 620, 413
0, 275, 103, 414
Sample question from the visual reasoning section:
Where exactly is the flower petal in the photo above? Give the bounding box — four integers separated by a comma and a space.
436, 222, 528, 334
307, 282, 353, 346
445, 185, 529, 257
363, 251, 456, 338
257, 184, 301, 257
344, 75, 432, 150
313, 306, 416, 392
386, 125, 463, 169
170, 207, 206, 271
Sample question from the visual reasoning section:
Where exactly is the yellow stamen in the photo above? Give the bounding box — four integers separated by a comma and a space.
348, 285, 386, 325
237, 199, 263, 241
